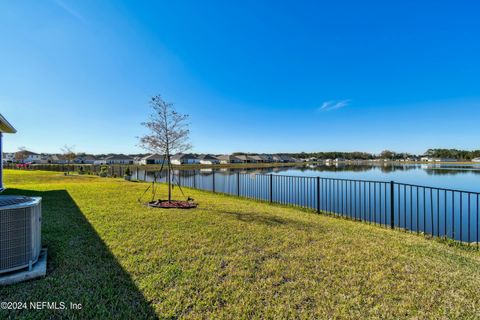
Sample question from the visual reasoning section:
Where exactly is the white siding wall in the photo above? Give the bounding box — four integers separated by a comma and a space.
24, 155, 41, 163
172, 158, 199, 165
106, 159, 133, 165
200, 160, 219, 165
139, 159, 166, 165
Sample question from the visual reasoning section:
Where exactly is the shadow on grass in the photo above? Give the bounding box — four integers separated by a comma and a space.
0, 188, 158, 319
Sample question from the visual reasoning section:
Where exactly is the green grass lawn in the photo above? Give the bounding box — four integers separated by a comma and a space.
1, 170, 480, 319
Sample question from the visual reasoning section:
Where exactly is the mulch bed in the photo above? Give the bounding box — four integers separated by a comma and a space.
147, 200, 198, 209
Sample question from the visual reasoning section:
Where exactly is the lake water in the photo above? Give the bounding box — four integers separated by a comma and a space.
135, 163, 480, 192
133, 163, 480, 243
269, 163, 480, 192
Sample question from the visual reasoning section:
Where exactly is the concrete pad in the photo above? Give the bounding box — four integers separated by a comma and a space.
0, 249, 47, 286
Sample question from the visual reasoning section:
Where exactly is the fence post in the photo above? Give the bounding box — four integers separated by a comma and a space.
237, 172, 240, 197
390, 181, 395, 229
193, 170, 197, 189
269, 174, 273, 203
212, 170, 215, 193
317, 177, 320, 213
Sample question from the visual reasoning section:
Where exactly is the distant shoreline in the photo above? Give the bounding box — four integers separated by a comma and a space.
14, 160, 479, 172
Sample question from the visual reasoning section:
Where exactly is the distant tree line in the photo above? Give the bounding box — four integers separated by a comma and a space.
424, 149, 480, 160
284, 151, 416, 160
285, 149, 480, 160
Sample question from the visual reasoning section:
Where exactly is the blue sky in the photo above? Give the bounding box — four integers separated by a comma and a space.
1, 0, 479, 155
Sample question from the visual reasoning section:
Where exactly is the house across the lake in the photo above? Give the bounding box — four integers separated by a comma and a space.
421, 157, 458, 162
433, 158, 458, 162
216, 155, 242, 164
258, 154, 274, 162
198, 154, 220, 165
272, 155, 285, 163
75, 155, 97, 164
2, 152, 15, 163
106, 154, 134, 165
235, 155, 257, 163
15, 150, 41, 164
39, 154, 68, 164
171, 153, 199, 165
249, 155, 267, 163
0, 114, 16, 190
137, 153, 166, 165
272, 154, 298, 163
94, 154, 134, 165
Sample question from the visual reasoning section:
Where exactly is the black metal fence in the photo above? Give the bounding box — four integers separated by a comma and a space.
5, 164, 479, 244
155, 170, 479, 244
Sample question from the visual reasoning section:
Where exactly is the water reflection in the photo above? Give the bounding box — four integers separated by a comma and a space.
304, 163, 480, 175
138, 163, 480, 176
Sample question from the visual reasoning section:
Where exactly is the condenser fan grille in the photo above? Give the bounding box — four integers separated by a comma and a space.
0, 208, 32, 271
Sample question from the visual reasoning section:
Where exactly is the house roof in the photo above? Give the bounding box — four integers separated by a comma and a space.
272, 154, 295, 161
249, 155, 264, 161
80, 155, 97, 160
216, 155, 240, 161
0, 114, 16, 133
198, 154, 218, 161
258, 154, 272, 160
235, 155, 254, 161
141, 153, 165, 161
281, 155, 295, 161
171, 153, 198, 160
105, 154, 134, 160
45, 154, 64, 161
15, 150, 39, 156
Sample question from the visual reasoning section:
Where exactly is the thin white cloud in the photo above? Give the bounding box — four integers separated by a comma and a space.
319, 99, 351, 111
53, 0, 86, 24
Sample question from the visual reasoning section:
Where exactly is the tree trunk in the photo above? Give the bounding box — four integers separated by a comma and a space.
167, 154, 171, 202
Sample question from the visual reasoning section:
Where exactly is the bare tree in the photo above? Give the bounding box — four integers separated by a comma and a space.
61, 145, 76, 175
139, 95, 191, 202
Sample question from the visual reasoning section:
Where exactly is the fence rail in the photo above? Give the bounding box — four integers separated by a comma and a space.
5, 164, 479, 244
